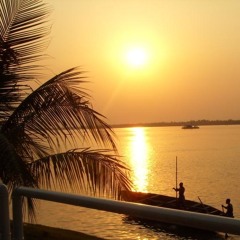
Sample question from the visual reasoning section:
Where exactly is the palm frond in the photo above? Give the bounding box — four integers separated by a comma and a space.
30, 148, 132, 199
0, 0, 51, 123
2, 68, 118, 158
0, 0, 51, 72
0, 0, 133, 221
0, 132, 38, 187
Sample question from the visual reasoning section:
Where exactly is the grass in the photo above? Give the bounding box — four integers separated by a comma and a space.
13, 223, 104, 240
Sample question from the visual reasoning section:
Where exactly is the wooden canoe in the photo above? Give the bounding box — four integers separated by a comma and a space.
121, 190, 223, 216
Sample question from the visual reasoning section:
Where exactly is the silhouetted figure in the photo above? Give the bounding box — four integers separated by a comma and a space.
222, 198, 234, 238
173, 182, 185, 208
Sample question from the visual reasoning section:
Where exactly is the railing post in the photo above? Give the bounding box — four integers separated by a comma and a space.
0, 184, 11, 240
12, 189, 24, 240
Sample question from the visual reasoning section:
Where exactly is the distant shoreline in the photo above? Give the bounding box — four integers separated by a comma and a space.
111, 119, 240, 129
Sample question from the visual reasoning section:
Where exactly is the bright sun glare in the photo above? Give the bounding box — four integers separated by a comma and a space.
125, 47, 148, 68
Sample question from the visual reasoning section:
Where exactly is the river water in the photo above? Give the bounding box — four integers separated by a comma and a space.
35, 125, 240, 239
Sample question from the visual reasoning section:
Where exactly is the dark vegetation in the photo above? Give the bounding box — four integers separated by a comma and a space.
111, 119, 240, 128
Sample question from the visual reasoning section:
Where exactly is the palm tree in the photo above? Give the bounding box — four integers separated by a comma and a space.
0, 0, 132, 220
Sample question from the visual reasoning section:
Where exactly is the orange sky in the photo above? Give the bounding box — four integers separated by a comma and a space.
45, 0, 240, 124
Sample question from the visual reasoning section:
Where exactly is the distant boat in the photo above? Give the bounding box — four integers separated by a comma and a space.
182, 125, 199, 129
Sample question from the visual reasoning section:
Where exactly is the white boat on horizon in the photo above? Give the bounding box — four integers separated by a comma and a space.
182, 125, 199, 129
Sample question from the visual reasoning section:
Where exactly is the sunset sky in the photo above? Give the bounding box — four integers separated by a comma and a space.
45, 0, 240, 124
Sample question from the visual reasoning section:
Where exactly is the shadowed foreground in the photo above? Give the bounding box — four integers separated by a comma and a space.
12, 223, 104, 240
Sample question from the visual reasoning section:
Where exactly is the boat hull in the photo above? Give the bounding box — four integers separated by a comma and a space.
121, 191, 223, 216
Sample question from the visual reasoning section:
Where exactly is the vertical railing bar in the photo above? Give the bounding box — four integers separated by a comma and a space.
12, 191, 24, 240
0, 184, 11, 240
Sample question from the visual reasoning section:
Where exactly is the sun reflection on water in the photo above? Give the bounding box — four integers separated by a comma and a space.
128, 127, 149, 192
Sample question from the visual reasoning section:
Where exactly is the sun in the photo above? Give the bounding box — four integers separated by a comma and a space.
125, 47, 148, 68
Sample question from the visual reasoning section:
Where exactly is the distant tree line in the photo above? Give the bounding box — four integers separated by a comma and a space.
112, 119, 240, 128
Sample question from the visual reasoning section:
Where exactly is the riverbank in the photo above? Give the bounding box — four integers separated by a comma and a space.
18, 223, 104, 240
111, 119, 240, 128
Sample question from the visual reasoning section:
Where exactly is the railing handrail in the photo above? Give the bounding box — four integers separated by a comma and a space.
10, 186, 240, 240
0, 187, 240, 240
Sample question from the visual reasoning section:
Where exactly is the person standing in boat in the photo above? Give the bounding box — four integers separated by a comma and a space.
222, 198, 234, 217
222, 198, 234, 238
173, 182, 185, 208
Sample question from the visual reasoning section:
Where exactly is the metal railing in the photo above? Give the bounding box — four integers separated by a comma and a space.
1, 184, 240, 240
0, 184, 11, 240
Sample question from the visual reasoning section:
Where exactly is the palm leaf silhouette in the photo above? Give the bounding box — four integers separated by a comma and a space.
0, 0, 132, 221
